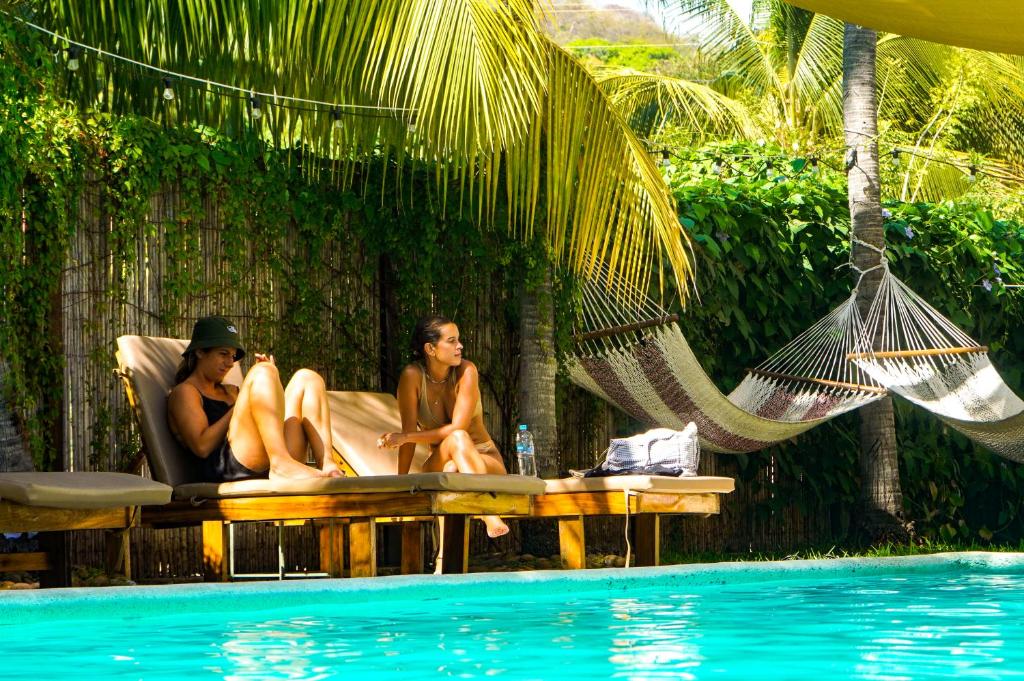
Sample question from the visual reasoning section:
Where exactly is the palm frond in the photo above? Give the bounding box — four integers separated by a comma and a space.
669, 0, 782, 100
33, 0, 547, 166
902, 153, 978, 202
33, 1, 697, 296
947, 52, 1024, 166
506, 42, 695, 301
790, 12, 844, 133
767, 0, 813, 80
887, 50, 1024, 200
596, 68, 759, 142
876, 36, 950, 131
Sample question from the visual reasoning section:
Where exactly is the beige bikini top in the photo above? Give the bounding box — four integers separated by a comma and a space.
416, 363, 483, 430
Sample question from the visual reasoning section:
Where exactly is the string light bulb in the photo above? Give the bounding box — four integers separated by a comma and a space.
332, 107, 343, 130
967, 165, 978, 182
659, 149, 671, 168
162, 77, 174, 101
711, 157, 723, 174
66, 45, 81, 71
890, 148, 900, 169
249, 94, 262, 120
407, 114, 417, 134
810, 156, 819, 174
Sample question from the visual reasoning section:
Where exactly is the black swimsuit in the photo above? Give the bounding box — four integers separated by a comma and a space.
197, 394, 268, 483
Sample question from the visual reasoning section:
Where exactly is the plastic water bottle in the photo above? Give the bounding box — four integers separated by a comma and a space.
515, 424, 537, 477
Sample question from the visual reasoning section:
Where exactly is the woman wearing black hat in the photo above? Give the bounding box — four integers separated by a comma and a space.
167, 316, 342, 482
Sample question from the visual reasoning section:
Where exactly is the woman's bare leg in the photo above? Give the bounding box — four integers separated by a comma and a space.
229, 363, 326, 480
439, 430, 509, 538
284, 369, 342, 476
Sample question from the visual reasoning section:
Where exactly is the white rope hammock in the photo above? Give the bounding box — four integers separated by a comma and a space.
569, 257, 1024, 462
568, 260, 884, 454
852, 267, 1024, 461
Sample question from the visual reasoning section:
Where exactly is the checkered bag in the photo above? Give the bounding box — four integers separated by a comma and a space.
586, 422, 700, 478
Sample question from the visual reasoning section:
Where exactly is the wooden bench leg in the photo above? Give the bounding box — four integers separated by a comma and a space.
558, 516, 586, 570
104, 528, 131, 578
318, 520, 345, 577
202, 520, 230, 582
439, 516, 469, 574
349, 518, 377, 578
401, 522, 424, 575
38, 531, 71, 588
633, 514, 660, 567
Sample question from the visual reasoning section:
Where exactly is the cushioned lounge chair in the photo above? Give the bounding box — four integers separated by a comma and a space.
115, 336, 544, 580
325, 392, 735, 570
0, 471, 171, 585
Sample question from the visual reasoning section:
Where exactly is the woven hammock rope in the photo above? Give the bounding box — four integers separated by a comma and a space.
569, 260, 1024, 462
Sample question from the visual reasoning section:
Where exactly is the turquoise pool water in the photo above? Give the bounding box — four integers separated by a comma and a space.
3, 553, 1024, 680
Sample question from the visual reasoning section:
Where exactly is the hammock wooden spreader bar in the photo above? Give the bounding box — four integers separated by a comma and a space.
846, 346, 988, 361
746, 368, 889, 395
574, 314, 680, 343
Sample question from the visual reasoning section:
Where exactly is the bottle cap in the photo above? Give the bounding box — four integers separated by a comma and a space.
518, 424, 528, 430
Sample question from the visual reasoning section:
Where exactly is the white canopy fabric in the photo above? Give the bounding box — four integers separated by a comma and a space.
784, 0, 1024, 55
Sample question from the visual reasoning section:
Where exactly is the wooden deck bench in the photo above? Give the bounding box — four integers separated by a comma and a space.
0, 471, 172, 586
533, 475, 735, 569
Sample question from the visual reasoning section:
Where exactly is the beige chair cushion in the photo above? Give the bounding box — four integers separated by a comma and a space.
0, 472, 172, 509
174, 472, 546, 499
117, 335, 243, 487
542, 475, 735, 495
326, 391, 431, 475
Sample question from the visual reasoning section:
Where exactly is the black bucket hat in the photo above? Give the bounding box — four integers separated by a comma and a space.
183, 316, 246, 361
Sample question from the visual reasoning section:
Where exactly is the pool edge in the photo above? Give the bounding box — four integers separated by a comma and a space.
1, 551, 1022, 622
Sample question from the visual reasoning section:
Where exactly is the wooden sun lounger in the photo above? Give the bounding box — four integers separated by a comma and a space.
0, 471, 172, 586
532, 475, 735, 569
325, 392, 735, 570
144, 473, 538, 579
115, 336, 543, 580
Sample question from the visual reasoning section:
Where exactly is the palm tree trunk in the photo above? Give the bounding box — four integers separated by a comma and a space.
843, 23, 910, 543
518, 264, 559, 478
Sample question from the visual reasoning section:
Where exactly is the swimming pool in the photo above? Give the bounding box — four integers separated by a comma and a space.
3, 552, 1023, 680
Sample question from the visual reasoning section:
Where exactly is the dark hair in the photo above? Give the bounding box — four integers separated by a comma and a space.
410, 315, 454, 362
173, 350, 200, 385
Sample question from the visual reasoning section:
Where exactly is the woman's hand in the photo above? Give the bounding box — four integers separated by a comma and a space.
377, 432, 406, 449
253, 352, 276, 365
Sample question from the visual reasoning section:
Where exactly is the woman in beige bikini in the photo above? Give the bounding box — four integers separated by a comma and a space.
377, 315, 509, 538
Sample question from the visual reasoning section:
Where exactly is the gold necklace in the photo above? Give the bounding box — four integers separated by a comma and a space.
424, 367, 450, 384
426, 382, 445, 407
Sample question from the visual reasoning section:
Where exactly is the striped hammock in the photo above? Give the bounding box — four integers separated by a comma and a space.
851, 271, 1024, 462
569, 262, 1024, 461
569, 261, 884, 454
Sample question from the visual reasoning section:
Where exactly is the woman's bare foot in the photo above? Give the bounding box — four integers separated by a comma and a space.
320, 458, 344, 478
270, 456, 329, 480
482, 515, 509, 538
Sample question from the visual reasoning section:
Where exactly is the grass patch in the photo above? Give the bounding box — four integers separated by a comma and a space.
662, 539, 1024, 566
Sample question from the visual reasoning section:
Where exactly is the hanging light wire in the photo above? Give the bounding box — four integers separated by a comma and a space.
8, 13, 416, 116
